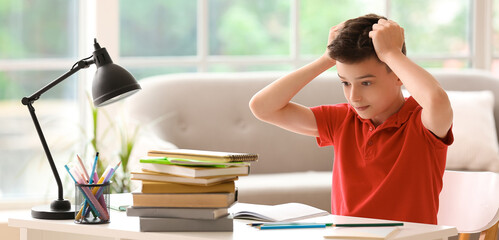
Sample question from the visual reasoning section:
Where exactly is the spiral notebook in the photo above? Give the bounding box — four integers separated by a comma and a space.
147, 149, 258, 163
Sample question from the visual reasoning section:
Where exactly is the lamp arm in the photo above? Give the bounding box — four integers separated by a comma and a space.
22, 58, 94, 105
21, 57, 95, 202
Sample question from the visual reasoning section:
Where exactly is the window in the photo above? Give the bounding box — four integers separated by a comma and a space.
0, 0, 496, 204
390, 0, 471, 68
0, 0, 79, 202
118, 0, 475, 80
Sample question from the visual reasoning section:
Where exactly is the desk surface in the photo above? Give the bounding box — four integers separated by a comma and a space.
9, 208, 457, 240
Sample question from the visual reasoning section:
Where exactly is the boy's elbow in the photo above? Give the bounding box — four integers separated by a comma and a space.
430, 88, 452, 110
249, 95, 277, 122
428, 88, 453, 122
249, 95, 267, 121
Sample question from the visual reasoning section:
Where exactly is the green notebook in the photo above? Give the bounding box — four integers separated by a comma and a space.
139, 157, 250, 178
140, 157, 248, 168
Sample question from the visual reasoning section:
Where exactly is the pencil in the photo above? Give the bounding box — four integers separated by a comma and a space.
254, 222, 404, 230
89, 152, 99, 184
331, 223, 404, 227
258, 223, 326, 230
76, 154, 90, 182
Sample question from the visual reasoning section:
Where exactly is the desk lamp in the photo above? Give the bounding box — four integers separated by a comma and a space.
21, 39, 141, 219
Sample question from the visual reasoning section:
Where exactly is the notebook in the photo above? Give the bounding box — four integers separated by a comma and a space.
130, 170, 239, 186
147, 149, 258, 163
229, 202, 329, 222
139, 159, 249, 178
139, 216, 233, 232
127, 206, 228, 220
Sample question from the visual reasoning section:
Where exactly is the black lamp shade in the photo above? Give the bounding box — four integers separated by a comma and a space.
91, 44, 141, 107
92, 63, 141, 107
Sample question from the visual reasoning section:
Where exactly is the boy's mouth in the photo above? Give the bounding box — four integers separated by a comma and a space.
354, 105, 369, 111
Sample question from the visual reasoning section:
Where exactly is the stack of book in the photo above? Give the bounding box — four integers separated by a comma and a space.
127, 149, 258, 232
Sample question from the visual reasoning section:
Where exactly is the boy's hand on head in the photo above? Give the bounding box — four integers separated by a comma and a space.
369, 19, 405, 63
324, 22, 345, 64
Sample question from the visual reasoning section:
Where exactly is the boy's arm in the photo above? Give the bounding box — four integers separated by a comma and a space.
369, 19, 453, 138
249, 25, 342, 137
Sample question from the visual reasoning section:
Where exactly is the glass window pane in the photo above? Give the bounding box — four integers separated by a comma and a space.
119, 0, 197, 57
0, 0, 79, 201
0, 71, 78, 199
1, 71, 77, 100
390, 0, 470, 57
493, 0, 499, 54
0, 0, 78, 59
209, 0, 290, 56
414, 59, 470, 69
125, 66, 197, 80
300, 0, 385, 56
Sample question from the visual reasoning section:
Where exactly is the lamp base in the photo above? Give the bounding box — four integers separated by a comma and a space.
31, 201, 75, 220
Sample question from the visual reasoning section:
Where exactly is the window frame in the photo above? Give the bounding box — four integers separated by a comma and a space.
102, 0, 491, 72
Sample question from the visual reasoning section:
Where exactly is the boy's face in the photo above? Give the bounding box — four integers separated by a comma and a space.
336, 57, 405, 126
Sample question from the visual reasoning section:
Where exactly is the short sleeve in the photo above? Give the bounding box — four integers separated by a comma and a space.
310, 104, 349, 147
414, 108, 454, 148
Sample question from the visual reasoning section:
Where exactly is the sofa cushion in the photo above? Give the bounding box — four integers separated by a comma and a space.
126, 72, 337, 174
236, 171, 332, 211
446, 91, 499, 172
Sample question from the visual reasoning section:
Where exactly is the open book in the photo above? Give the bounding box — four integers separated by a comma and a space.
228, 202, 329, 222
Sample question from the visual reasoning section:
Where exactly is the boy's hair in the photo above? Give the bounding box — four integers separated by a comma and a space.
328, 14, 407, 66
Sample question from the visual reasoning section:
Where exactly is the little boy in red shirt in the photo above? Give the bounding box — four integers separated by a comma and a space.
249, 14, 453, 224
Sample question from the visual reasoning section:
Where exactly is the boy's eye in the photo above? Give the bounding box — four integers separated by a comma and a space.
341, 81, 350, 86
362, 81, 371, 86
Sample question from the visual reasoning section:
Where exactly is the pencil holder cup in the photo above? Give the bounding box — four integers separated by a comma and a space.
74, 182, 110, 224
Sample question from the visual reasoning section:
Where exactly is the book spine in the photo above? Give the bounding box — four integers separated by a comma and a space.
141, 181, 236, 194
132, 192, 235, 208
139, 216, 233, 232
126, 207, 228, 220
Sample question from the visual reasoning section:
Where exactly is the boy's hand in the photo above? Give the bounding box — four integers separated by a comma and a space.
324, 22, 345, 63
369, 19, 405, 63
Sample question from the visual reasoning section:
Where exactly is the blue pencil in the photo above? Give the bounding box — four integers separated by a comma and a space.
89, 152, 99, 184
255, 222, 404, 230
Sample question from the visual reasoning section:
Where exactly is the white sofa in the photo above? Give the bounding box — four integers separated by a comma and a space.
125, 69, 499, 212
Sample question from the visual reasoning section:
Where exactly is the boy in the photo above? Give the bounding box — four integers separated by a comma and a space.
249, 14, 453, 224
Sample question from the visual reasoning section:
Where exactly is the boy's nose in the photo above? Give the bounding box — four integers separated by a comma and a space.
349, 86, 362, 102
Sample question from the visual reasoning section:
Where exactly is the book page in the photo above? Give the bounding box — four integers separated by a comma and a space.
229, 202, 329, 222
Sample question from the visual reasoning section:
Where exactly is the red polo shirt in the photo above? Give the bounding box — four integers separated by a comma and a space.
311, 97, 453, 224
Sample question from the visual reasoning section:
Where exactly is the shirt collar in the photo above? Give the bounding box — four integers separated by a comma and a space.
356, 96, 419, 129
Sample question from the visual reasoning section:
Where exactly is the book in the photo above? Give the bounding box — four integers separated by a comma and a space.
148, 149, 258, 163
132, 192, 237, 208
169, 158, 250, 167
140, 180, 236, 194
324, 227, 400, 239
127, 206, 229, 220
130, 170, 239, 186
229, 202, 329, 222
140, 159, 250, 178
139, 216, 233, 232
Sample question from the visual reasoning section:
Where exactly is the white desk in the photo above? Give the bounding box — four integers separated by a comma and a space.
9, 209, 457, 240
